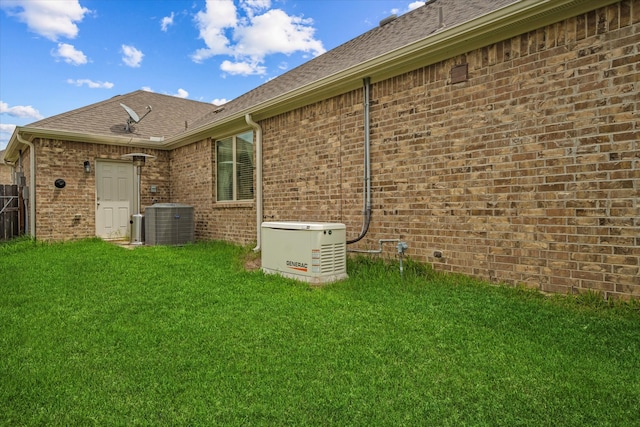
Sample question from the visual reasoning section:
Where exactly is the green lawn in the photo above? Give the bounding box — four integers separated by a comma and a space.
1, 238, 638, 426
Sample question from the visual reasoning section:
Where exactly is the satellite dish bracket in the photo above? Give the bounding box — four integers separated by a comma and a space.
120, 103, 152, 132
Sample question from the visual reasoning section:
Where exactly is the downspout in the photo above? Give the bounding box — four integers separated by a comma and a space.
16, 132, 36, 238
245, 113, 263, 252
347, 77, 372, 244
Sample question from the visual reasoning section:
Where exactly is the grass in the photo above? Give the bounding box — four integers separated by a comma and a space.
1, 238, 639, 426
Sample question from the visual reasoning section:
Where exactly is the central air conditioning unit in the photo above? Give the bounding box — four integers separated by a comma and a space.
144, 203, 194, 245
261, 222, 348, 285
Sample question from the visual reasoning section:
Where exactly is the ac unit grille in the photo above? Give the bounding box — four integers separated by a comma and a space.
320, 242, 347, 273
144, 203, 194, 245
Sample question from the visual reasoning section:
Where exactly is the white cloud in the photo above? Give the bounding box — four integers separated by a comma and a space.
211, 98, 229, 106
220, 59, 265, 76
66, 79, 114, 89
121, 44, 144, 68
239, 0, 270, 18
172, 88, 189, 98
160, 12, 174, 32
53, 43, 87, 65
0, 124, 16, 133
0, 101, 44, 120
191, 0, 236, 62
0, 0, 90, 41
234, 9, 324, 59
390, 2, 424, 16
0, 124, 17, 150
191, 48, 217, 64
141, 86, 154, 92
191, 0, 325, 74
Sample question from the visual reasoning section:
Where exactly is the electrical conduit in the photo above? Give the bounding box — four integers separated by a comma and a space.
347, 77, 372, 244
344, 79, 409, 275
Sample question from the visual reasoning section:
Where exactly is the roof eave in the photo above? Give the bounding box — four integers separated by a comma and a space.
367, 0, 621, 83
163, 0, 617, 147
3, 0, 616, 158
3, 126, 165, 162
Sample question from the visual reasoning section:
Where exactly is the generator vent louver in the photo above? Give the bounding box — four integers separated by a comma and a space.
321, 242, 346, 274
261, 222, 348, 285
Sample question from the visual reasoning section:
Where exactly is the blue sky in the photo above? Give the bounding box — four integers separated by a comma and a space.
0, 0, 424, 150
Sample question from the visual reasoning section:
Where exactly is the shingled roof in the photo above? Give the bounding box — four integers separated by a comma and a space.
25, 90, 216, 141
187, 0, 518, 130
7, 0, 578, 157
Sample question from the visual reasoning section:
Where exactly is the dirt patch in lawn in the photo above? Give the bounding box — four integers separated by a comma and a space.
243, 252, 261, 271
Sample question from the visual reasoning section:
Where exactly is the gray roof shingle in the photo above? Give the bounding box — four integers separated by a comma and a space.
188, 0, 518, 130
24, 0, 518, 141
27, 90, 217, 141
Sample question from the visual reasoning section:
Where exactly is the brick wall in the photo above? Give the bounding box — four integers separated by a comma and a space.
170, 140, 214, 239
170, 139, 256, 244
142, 150, 171, 208
0, 163, 12, 183
262, 96, 362, 225
21, 1, 638, 299
254, 1, 639, 299
30, 139, 168, 241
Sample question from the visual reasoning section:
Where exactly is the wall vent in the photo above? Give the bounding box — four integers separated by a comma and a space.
451, 63, 468, 84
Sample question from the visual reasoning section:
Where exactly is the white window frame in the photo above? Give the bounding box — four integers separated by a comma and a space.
215, 131, 254, 202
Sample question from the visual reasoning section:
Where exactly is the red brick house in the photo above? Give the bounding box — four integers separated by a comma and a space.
2, 0, 639, 299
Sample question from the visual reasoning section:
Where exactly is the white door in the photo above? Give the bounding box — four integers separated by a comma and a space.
95, 160, 134, 239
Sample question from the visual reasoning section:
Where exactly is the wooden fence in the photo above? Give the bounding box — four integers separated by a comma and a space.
0, 184, 23, 240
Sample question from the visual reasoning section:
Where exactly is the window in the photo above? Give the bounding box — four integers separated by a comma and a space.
216, 131, 254, 201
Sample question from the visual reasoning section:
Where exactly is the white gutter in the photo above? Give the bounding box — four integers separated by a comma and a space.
245, 114, 263, 252
16, 133, 36, 238
20, 127, 161, 147
162, 0, 614, 151
1, 0, 606, 160
2, 127, 165, 164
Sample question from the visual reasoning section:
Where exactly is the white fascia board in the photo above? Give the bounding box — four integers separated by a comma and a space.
4, 0, 617, 157
3, 127, 167, 162
163, 0, 618, 148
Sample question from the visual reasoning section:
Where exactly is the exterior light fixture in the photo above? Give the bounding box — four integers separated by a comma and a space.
83, 160, 91, 173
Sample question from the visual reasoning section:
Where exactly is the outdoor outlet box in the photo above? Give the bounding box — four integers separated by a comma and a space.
150, 185, 157, 193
